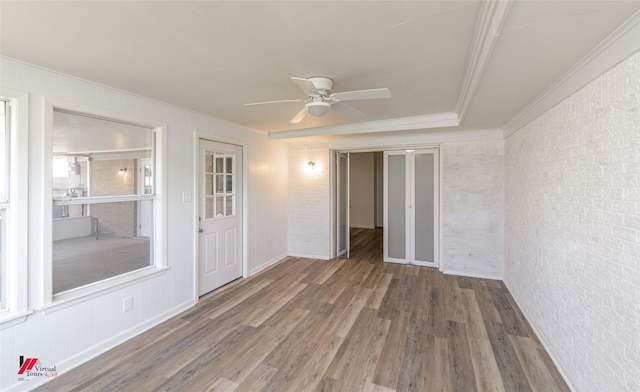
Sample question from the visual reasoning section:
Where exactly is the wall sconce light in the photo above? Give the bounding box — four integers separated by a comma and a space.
118, 167, 128, 176
307, 160, 316, 170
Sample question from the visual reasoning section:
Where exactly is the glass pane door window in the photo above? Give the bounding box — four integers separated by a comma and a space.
205, 151, 235, 220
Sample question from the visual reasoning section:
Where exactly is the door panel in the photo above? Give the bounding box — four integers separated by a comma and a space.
199, 139, 242, 296
384, 148, 438, 267
386, 153, 406, 260
336, 152, 350, 258
414, 152, 435, 263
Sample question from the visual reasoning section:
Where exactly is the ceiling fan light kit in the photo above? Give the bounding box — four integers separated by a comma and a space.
244, 76, 391, 123
306, 101, 331, 117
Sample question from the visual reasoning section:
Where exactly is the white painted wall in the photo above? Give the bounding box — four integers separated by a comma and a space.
287, 148, 331, 259
287, 132, 505, 278
504, 51, 640, 392
441, 140, 504, 278
0, 58, 288, 391
349, 152, 375, 229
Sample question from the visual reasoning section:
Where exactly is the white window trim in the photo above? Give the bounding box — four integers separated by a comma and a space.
0, 88, 31, 328
40, 98, 168, 311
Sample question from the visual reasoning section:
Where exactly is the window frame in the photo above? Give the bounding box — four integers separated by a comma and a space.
42, 99, 168, 312
0, 88, 30, 328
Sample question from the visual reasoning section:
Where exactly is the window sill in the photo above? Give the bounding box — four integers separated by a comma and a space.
41, 266, 170, 315
0, 309, 34, 330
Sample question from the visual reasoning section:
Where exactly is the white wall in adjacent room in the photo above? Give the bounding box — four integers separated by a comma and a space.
349, 152, 375, 229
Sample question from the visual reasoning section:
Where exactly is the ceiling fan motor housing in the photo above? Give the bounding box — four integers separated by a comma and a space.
308, 77, 333, 96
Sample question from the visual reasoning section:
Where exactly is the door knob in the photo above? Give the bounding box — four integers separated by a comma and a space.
199, 228, 203, 233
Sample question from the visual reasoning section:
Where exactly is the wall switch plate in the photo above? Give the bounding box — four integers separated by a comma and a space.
182, 192, 192, 203
123, 296, 133, 313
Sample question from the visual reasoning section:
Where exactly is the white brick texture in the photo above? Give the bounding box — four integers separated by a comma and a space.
288, 149, 331, 259
505, 52, 640, 391
442, 140, 505, 278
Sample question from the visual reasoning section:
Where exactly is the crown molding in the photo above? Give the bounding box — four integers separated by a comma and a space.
268, 112, 460, 140
503, 10, 640, 137
455, 0, 513, 122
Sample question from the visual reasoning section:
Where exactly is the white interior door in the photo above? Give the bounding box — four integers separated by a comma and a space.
336, 152, 350, 258
136, 158, 153, 238
383, 148, 439, 267
198, 139, 243, 295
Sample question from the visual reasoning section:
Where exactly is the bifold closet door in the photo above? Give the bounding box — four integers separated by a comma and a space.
383, 149, 438, 267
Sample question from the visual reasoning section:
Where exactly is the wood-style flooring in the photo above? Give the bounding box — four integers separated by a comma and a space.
37, 228, 569, 392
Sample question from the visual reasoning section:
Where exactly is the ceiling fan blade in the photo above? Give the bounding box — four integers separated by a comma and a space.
291, 77, 320, 96
244, 99, 302, 107
331, 102, 365, 119
330, 88, 391, 102
289, 107, 307, 124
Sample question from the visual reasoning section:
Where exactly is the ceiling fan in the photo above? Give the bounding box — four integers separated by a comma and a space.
244, 77, 391, 123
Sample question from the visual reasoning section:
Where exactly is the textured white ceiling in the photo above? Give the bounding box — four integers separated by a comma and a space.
1, 1, 638, 138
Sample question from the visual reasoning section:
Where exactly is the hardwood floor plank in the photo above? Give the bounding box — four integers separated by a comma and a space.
326, 308, 390, 391
397, 314, 430, 392
330, 287, 373, 338
365, 272, 393, 310
244, 282, 307, 327
427, 287, 449, 337
233, 364, 278, 392
259, 339, 318, 392
467, 337, 506, 392
484, 320, 533, 392
286, 334, 344, 392
372, 310, 411, 389
215, 308, 309, 384
205, 378, 238, 392
311, 258, 346, 284
201, 278, 275, 320
535, 346, 572, 392
509, 335, 570, 392
314, 376, 342, 392
397, 274, 418, 312
377, 277, 401, 320
445, 284, 466, 323
447, 321, 478, 392
471, 280, 503, 322
36, 229, 570, 392
424, 336, 453, 392
461, 289, 490, 340
488, 286, 529, 337
152, 324, 258, 391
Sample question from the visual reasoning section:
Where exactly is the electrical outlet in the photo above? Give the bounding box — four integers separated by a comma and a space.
123, 296, 133, 313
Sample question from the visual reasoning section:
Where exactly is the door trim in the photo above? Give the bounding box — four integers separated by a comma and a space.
193, 134, 248, 301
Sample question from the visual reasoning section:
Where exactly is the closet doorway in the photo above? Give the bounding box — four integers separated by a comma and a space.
333, 148, 439, 267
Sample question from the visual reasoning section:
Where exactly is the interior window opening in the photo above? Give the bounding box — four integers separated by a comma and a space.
52, 109, 156, 295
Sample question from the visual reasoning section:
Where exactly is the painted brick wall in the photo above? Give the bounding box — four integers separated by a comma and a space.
288, 149, 331, 259
441, 140, 505, 278
90, 159, 136, 237
504, 51, 640, 391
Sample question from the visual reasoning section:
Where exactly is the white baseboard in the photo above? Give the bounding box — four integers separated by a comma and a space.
441, 268, 503, 280
503, 280, 577, 392
287, 252, 331, 260
249, 253, 288, 275
12, 299, 196, 392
